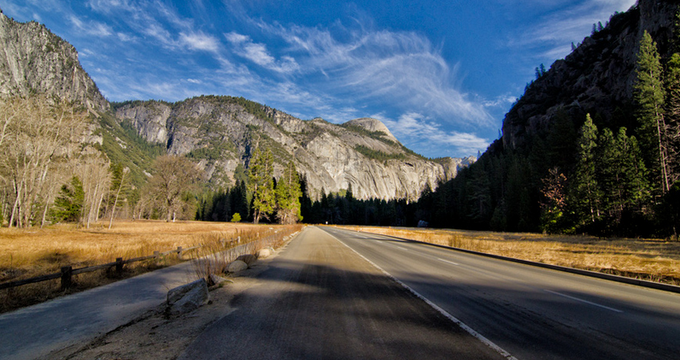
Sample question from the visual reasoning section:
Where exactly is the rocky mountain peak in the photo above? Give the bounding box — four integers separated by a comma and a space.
0, 12, 108, 112
343, 117, 399, 143
500, 0, 678, 151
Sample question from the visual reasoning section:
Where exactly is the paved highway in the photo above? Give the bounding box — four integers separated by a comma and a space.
321, 226, 680, 359
180, 226, 506, 360
182, 226, 680, 359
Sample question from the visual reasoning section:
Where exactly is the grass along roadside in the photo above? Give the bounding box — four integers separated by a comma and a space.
0, 220, 296, 313
190, 224, 303, 282
337, 226, 680, 286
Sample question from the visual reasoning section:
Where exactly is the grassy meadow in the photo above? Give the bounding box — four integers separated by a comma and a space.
339, 226, 680, 286
0, 220, 300, 313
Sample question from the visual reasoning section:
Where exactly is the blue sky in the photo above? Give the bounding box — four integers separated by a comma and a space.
0, 0, 636, 158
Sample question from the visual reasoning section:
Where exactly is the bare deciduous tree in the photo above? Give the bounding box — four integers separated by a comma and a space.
145, 155, 203, 222
0, 96, 87, 227
75, 155, 112, 228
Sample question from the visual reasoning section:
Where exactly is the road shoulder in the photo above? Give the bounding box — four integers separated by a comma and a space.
40, 246, 286, 360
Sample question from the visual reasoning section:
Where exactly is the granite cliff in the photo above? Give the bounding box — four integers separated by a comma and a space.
0, 10, 471, 202
501, 0, 676, 151
115, 97, 472, 200
0, 9, 108, 112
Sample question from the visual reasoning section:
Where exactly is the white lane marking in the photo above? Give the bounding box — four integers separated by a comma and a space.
544, 290, 623, 313
437, 258, 460, 266
330, 234, 517, 360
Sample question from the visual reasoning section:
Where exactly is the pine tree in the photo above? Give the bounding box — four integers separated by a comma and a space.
275, 161, 303, 224
248, 148, 275, 224
597, 127, 650, 230
52, 176, 85, 223
635, 31, 670, 193
664, 10, 680, 187
571, 114, 601, 226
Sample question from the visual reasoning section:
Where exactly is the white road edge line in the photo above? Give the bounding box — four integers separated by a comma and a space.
328, 232, 517, 360
544, 290, 623, 313
437, 258, 460, 266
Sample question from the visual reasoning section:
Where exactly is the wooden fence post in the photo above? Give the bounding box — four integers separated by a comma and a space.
116, 257, 123, 276
154, 251, 160, 265
177, 247, 183, 260
60, 266, 72, 290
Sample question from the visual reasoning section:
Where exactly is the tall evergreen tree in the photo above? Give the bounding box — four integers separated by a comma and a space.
230, 180, 249, 222
635, 31, 670, 193
52, 176, 85, 223
275, 161, 303, 224
571, 114, 601, 226
597, 127, 650, 232
664, 10, 680, 187
248, 148, 275, 223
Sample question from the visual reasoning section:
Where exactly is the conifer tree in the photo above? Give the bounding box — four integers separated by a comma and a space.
275, 161, 303, 224
52, 176, 85, 223
635, 31, 670, 193
248, 148, 275, 224
597, 127, 650, 228
571, 114, 601, 226
664, 11, 680, 187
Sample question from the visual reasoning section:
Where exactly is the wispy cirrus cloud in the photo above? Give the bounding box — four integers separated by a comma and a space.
225, 32, 299, 73
381, 112, 490, 155
247, 19, 493, 129
69, 14, 113, 37
179, 31, 220, 52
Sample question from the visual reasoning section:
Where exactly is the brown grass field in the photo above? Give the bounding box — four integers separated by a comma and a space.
338, 226, 680, 286
0, 220, 300, 313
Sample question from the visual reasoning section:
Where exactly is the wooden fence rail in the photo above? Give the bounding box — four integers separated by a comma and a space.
0, 245, 200, 291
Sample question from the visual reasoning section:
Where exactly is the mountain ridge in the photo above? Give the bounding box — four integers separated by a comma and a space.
0, 12, 472, 202
114, 95, 472, 200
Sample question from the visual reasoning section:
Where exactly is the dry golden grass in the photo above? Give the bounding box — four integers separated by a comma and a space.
339, 226, 680, 286
0, 220, 291, 313
190, 224, 303, 282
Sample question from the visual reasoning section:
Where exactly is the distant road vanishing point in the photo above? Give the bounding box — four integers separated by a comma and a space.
180, 226, 680, 360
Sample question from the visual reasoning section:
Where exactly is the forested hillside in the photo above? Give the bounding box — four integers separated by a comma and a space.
416, 1, 680, 237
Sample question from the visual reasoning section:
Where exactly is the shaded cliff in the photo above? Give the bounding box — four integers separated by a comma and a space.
502, 0, 677, 151
426, 0, 680, 236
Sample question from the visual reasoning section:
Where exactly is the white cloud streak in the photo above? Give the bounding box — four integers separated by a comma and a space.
250, 20, 493, 128
179, 31, 220, 52
382, 112, 490, 155
69, 14, 113, 37
225, 32, 300, 73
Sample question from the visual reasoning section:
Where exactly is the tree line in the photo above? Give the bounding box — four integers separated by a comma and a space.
404, 26, 680, 238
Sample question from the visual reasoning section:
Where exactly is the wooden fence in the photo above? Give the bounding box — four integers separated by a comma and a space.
0, 245, 200, 291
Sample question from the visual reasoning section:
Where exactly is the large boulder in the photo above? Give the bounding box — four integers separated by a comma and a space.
227, 260, 248, 273
166, 278, 209, 315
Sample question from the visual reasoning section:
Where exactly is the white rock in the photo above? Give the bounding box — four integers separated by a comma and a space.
166, 278, 209, 315
257, 247, 272, 258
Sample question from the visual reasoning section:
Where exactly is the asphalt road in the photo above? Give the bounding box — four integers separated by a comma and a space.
320, 226, 680, 360
179, 226, 506, 360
